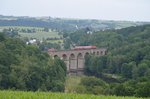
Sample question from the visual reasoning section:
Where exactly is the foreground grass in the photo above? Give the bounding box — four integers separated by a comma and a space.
0, 90, 146, 99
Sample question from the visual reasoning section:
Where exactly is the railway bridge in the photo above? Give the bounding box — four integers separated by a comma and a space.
48, 46, 106, 75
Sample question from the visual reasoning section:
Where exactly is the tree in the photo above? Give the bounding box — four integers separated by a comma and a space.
135, 82, 150, 97
114, 83, 135, 96
121, 62, 136, 78
62, 33, 68, 38
0, 33, 5, 41
64, 38, 71, 49
43, 27, 49, 32
137, 63, 149, 77
79, 76, 107, 95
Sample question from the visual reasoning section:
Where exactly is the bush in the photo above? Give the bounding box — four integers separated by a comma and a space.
135, 82, 150, 97
78, 76, 108, 95
75, 85, 87, 94
80, 76, 107, 87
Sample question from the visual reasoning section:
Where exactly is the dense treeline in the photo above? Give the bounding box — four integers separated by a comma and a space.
84, 25, 150, 78
0, 15, 148, 32
76, 76, 150, 97
65, 25, 150, 97
0, 33, 66, 91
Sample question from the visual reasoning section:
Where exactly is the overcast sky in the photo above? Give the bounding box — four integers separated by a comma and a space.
0, 0, 150, 21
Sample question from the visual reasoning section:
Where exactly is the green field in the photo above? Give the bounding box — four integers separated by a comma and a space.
0, 26, 63, 41
19, 31, 61, 40
0, 26, 44, 30
0, 91, 146, 99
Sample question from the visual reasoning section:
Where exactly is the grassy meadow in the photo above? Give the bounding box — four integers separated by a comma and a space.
0, 26, 63, 42
19, 31, 60, 40
65, 75, 82, 93
0, 26, 44, 30
0, 90, 146, 99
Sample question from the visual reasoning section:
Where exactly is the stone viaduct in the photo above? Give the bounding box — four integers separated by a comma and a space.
48, 47, 106, 75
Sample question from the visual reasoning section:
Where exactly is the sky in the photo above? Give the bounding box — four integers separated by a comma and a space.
0, 0, 150, 21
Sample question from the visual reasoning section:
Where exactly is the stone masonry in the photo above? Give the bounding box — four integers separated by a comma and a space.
48, 48, 106, 75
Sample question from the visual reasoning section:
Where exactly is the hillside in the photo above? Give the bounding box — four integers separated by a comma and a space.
67, 24, 150, 76
0, 15, 149, 32
63, 24, 150, 97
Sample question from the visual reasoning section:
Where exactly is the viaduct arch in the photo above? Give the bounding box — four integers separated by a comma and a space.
48, 47, 106, 75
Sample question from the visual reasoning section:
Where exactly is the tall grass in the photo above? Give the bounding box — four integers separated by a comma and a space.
0, 90, 146, 99
65, 75, 82, 93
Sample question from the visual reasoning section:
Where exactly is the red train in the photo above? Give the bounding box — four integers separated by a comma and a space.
72, 46, 96, 50
48, 46, 97, 52
48, 48, 57, 52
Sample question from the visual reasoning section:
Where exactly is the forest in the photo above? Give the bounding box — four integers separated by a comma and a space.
63, 25, 150, 97
0, 33, 66, 91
